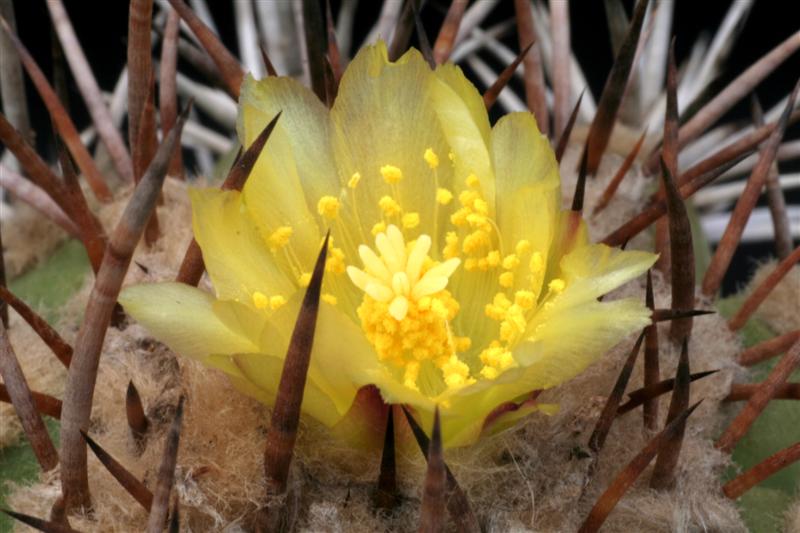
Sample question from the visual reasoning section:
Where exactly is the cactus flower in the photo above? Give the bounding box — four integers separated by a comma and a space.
120, 42, 656, 448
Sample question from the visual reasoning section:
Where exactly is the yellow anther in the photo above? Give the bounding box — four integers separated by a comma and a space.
252, 291, 269, 310
326, 247, 346, 274
348, 226, 464, 380
455, 336, 472, 352
268, 226, 293, 251
372, 221, 387, 236
441, 355, 473, 389
499, 271, 514, 288
477, 258, 489, 271
494, 292, 511, 307
379, 195, 402, 217
322, 293, 337, 305
466, 173, 480, 188
548, 278, 566, 293
380, 164, 403, 184
480, 366, 499, 380
403, 361, 420, 390
298, 272, 311, 287
515, 240, 531, 256
514, 290, 536, 310
348, 172, 361, 188
502, 254, 520, 270
462, 230, 490, 254
529, 251, 544, 273
269, 295, 287, 310
448, 151, 456, 162
443, 231, 459, 259
317, 196, 340, 219
424, 148, 439, 169
459, 190, 479, 207
402, 212, 420, 229
436, 188, 453, 205
487, 250, 501, 267
473, 198, 489, 215
450, 207, 469, 227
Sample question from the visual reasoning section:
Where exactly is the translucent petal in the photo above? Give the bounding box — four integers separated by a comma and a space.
119, 282, 262, 359
189, 188, 294, 304
244, 297, 382, 425
437, 298, 650, 446
492, 112, 561, 296
238, 75, 335, 266
557, 243, 658, 306
430, 65, 495, 209
330, 43, 451, 250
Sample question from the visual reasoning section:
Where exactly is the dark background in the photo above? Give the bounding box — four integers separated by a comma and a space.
6, 0, 800, 294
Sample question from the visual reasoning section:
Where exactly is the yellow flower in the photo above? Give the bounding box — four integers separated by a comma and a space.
119, 42, 655, 448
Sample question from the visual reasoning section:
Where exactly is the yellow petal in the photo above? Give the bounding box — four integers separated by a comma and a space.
430, 64, 495, 209
119, 282, 262, 358
492, 111, 561, 296
238, 74, 334, 265
516, 298, 651, 382
330, 42, 450, 249
189, 188, 294, 304
557, 243, 657, 307
243, 296, 382, 425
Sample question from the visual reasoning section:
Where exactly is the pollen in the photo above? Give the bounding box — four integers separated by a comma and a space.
402, 212, 420, 229
423, 148, 439, 169
268, 226, 293, 251
347, 225, 470, 391
298, 272, 311, 287
317, 196, 340, 219
252, 291, 270, 310
380, 164, 403, 184
436, 188, 453, 205
348, 172, 361, 188
548, 278, 566, 293
502, 254, 520, 270
269, 295, 286, 309
443, 231, 459, 259
529, 251, 544, 273
321, 293, 337, 305
515, 239, 532, 256
372, 221, 387, 236
499, 271, 514, 288
325, 246, 346, 274
466, 173, 480, 188
379, 195, 402, 217
514, 290, 536, 309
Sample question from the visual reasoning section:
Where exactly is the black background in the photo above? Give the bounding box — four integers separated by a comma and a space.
6, 0, 800, 294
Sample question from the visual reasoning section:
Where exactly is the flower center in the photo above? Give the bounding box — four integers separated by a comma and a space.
346, 225, 473, 391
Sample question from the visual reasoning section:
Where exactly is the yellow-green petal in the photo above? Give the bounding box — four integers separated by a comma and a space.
119, 282, 262, 358
189, 188, 294, 305
238, 74, 334, 266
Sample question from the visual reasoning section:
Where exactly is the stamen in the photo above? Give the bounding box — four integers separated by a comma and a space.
348, 172, 361, 188
268, 226, 293, 251
317, 196, 340, 219
379, 196, 401, 217
424, 148, 440, 169
380, 164, 403, 184
402, 212, 420, 229
436, 188, 453, 205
